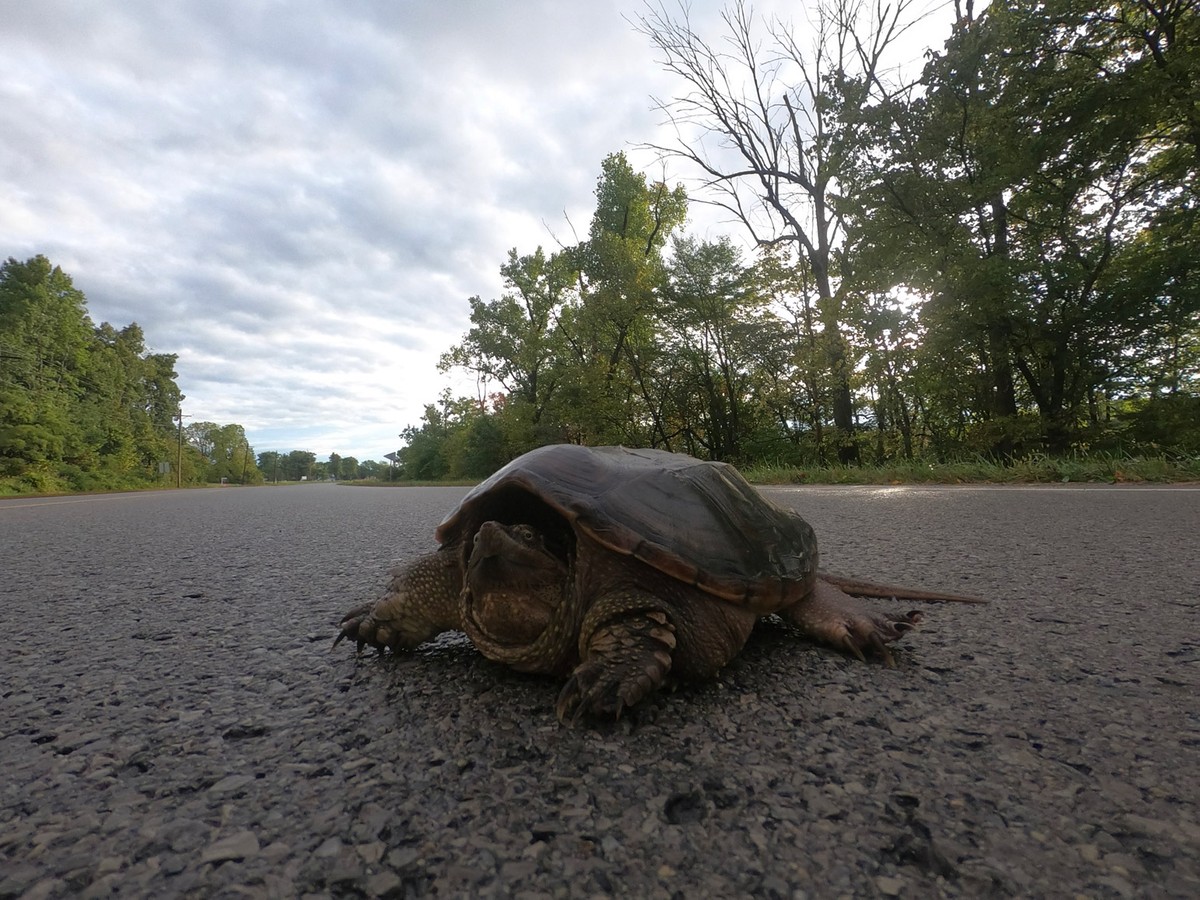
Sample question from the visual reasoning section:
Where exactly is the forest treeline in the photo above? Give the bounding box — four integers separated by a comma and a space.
1, 254, 187, 493
0, 254, 394, 492
397, 0, 1198, 479
0, 255, 320, 493
256, 450, 392, 482
0, 254, 392, 492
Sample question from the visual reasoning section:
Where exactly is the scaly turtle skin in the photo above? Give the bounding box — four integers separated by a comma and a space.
336, 444, 984, 722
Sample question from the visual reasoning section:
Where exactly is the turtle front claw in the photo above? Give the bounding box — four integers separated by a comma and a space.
333, 602, 390, 654
556, 655, 665, 724
555, 660, 613, 724
332, 550, 466, 657
556, 607, 676, 724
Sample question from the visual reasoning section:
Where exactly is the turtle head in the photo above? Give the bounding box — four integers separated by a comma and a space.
461, 521, 573, 668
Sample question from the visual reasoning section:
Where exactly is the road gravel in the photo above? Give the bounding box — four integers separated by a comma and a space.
1, 482, 1197, 899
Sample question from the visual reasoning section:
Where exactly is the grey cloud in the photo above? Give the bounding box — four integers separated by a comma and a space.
1, 0, 743, 459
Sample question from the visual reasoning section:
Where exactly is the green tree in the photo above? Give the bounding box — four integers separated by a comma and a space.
440, 247, 573, 452
746, 247, 836, 462
339, 456, 360, 480
556, 151, 688, 445
357, 459, 390, 479
77, 322, 180, 476
396, 392, 455, 480
258, 450, 282, 481
636, 0, 922, 461
659, 235, 766, 461
846, 0, 1199, 454
285, 449, 317, 481
438, 153, 688, 451
0, 256, 91, 471
848, 292, 921, 462
187, 422, 261, 484
0, 256, 191, 489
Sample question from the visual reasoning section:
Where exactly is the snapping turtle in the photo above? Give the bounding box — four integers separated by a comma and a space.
337, 444, 983, 722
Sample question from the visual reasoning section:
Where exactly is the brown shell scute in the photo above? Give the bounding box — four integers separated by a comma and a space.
436, 444, 819, 612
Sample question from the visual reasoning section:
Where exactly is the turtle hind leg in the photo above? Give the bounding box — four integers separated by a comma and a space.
334, 548, 463, 653
781, 578, 922, 667
556, 600, 677, 724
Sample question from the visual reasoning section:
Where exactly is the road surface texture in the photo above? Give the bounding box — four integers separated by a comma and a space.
1, 482, 1197, 899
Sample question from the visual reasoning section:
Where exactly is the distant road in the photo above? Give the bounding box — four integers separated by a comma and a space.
2, 483, 1197, 897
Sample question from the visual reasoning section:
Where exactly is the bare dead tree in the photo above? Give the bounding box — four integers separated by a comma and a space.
634, 0, 920, 461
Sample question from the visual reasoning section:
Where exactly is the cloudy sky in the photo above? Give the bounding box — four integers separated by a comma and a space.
2, 0, 956, 462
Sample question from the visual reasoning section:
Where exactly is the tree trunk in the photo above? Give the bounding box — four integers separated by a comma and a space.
813, 264, 858, 463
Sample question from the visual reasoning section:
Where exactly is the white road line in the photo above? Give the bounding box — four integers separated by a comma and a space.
0, 492, 171, 510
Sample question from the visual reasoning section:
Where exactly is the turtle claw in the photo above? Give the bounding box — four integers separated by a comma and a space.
866, 631, 895, 668
785, 579, 925, 665
842, 635, 868, 664
333, 550, 464, 658
555, 608, 676, 725
332, 602, 376, 652
555, 670, 599, 725
836, 610, 921, 666
555, 659, 640, 724
334, 602, 407, 655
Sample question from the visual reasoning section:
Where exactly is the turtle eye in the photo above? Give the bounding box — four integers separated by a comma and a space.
516, 525, 535, 543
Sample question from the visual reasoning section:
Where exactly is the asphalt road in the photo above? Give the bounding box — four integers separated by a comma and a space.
1, 481, 1197, 899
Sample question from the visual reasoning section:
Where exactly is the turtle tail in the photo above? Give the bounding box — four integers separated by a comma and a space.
818, 572, 988, 604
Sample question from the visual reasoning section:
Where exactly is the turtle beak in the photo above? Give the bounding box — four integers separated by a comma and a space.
468, 521, 563, 583
472, 521, 505, 559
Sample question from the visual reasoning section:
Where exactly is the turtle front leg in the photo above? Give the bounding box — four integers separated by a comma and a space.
781, 578, 922, 667
556, 595, 677, 723
335, 548, 463, 653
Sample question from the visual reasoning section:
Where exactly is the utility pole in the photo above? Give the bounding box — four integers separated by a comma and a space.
176, 408, 183, 488
174, 406, 192, 488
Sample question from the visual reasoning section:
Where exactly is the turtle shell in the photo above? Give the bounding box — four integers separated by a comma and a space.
436, 444, 818, 612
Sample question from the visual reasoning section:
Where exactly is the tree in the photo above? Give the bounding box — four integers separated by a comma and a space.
556, 151, 688, 445
258, 450, 282, 481
77, 322, 181, 474
659, 235, 766, 461
439, 153, 688, 451
846, 0, 1200, 453
187, 422, 261, 483
407, 18, 1198, 466
1, 256, 188, 489
286, 450, 317, 481
741, 246, 836, 461
636, 0, 922, 460
357, 459, 390, 480
0, 256, 91, 469
439, 247, 574, 451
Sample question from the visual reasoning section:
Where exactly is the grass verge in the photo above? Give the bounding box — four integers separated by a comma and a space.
739, 452, 1200, 485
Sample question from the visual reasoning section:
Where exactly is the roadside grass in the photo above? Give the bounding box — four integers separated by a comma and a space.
352, 452, 1198, 488
343, 478, 477, 487
0, 478, 246, 498
738, 452, 1200, 485
6, 453, 1195, 496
